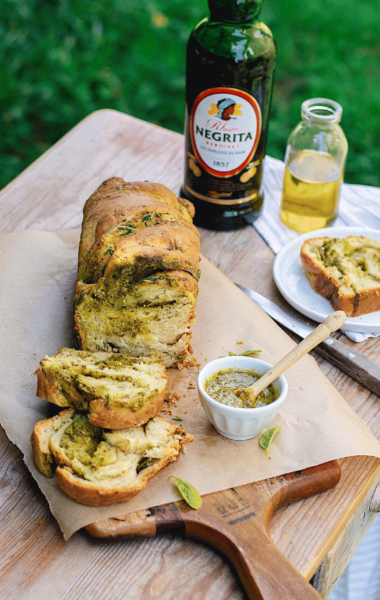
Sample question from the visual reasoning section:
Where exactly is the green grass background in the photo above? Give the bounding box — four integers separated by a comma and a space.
1, 0, 379, 190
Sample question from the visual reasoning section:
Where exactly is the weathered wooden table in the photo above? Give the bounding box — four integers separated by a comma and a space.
1, 110, 379, 600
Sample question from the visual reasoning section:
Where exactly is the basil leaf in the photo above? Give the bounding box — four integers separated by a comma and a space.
259, 425, 282, 459
169, 476, 202, 509
220, 349, 261, 358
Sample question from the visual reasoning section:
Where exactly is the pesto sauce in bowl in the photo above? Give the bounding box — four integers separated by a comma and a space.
204, 367, 279, 409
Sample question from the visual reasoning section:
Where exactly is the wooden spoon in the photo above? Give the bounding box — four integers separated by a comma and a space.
236, 310, 346, 407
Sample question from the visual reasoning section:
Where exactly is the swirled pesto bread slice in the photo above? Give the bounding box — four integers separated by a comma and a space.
75, 271, 197, 367
75, 178, 200, 367
31, 410, 194, 506
301, 236, 380, 317
36, 349, 167, 429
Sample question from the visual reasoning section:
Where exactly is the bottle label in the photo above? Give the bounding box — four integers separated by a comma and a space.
190, 87, 261, 178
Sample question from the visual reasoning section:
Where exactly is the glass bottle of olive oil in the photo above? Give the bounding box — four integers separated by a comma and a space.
280, 99, 348, 233
180, 0, 276, 230
281, 151, 342, 232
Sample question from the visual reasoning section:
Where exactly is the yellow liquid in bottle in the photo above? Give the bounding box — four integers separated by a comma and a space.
280, 150, 342, 233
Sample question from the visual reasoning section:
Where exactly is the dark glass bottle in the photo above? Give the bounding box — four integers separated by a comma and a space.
181, 0, 276, 230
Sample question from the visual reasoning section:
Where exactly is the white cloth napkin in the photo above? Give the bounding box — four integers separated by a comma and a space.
255, 156, 380, 342
257, 156, 380, 598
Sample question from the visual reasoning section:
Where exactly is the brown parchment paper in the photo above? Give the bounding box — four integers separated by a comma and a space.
1, 228, 380, 540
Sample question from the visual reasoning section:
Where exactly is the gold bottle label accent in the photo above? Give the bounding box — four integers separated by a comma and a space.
185, 185, 260, 205
190, 87, 262, 179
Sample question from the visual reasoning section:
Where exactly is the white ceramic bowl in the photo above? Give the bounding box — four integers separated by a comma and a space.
197, 356, 288, 441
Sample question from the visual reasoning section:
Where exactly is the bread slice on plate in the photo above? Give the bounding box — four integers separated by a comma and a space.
300, 236, 380, 317
36, 349, 167, 429
31, 409, 194, 506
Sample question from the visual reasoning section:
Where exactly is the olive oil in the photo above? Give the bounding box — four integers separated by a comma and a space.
280, 150, 342, 233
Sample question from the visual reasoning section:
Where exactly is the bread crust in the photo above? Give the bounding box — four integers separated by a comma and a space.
300, 237, 332, 275
36, 368, 84, 408
87, 388, 166, 429
178, 196, 195, 219
36, 351, 168, 429
32, 411, 194, 506
79, 214, 200, 284
300, 236, 380, 317
31, 409, 74, 477
79, 178, 195, 272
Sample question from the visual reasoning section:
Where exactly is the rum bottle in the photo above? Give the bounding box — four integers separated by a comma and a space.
181, 0, 276, 230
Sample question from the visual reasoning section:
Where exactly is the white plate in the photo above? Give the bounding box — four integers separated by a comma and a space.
273, 227, 380, 333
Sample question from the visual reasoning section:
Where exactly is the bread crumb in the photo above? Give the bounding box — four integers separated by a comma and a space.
164, 392, 181, 404
236, 340, 244, 345
161, 391, 182, 415
177, 355, 200, 370
205, 358, 207, 361
34, 518, 43, 525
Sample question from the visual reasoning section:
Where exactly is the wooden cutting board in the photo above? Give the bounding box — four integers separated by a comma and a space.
86, 460, 341, 600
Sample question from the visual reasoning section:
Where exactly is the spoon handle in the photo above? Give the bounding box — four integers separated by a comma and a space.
248, 311, 346, 399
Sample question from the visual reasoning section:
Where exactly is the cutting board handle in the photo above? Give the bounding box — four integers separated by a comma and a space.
182, 463, 337, 600
185, 499, 323, 600
86, 461, 341, 600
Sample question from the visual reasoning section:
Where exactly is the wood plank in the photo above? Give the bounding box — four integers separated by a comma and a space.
0, 110, 184, 236
0, 109, 379, 599
311, 480, 378, 599
86, 463, 341, 600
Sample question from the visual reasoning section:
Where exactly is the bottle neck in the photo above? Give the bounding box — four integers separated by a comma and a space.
208, 0, 262, 23
301, 98, 342, 129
